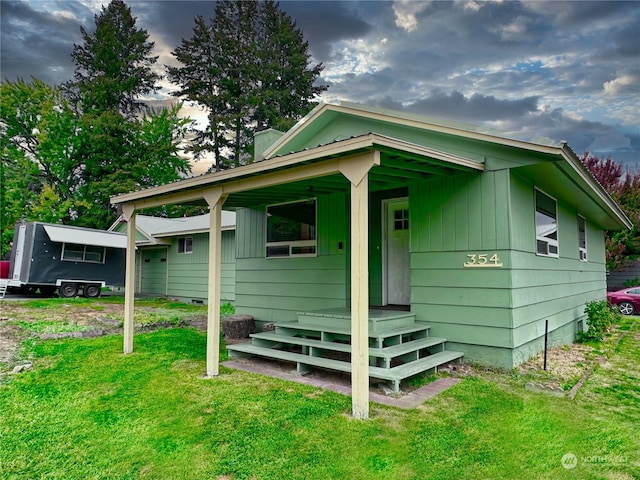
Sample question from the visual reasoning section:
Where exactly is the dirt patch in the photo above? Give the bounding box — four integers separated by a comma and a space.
517, 343, 596, 390
0, 299, 207, 370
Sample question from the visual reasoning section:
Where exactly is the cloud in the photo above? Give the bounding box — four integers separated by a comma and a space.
398, 90, 539, 122
392, 0, 431, 32
0, 0, 89, 84
2, 0, 638, 172
603, 74, 639, 96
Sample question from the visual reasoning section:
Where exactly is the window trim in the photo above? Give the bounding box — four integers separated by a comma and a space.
177, 237, 193, 254
265, 198, 317, 258
535, 188, 559, 258
578, 215, 587, 262
61, 243, 106, 264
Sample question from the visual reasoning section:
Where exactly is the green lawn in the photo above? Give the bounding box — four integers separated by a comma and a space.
0, 306, 638, 479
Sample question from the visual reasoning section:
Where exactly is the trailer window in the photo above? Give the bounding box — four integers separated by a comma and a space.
62, 243, 105, 263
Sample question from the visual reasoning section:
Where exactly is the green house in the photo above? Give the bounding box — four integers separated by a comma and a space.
109, 213, 236, 304
111, 102, 631, 418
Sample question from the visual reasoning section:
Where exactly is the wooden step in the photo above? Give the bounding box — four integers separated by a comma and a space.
297, 308, 416, 331
226, 343, 463, 393
251, 331, 446, 359
274, 321, 431, 348
228, 342, 353, 373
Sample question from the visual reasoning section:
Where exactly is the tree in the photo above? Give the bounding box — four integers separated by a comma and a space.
0, 149, 41, 257
167, 16, 230, 171
1, 78, 192, 238
169, 0, 327, 171
255, 1, 326, 132
581, 152, 640, 269
72, 105, 192, 229
63, 0, 192, 229
1, 79, 85, 248
68, 0, 160, 117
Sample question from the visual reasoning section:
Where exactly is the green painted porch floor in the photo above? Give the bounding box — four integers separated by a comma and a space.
296, 307, 413, 320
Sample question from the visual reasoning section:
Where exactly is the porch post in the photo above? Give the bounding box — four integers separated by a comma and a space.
340, 151, 379, 420
122, 204, 136, 354
204, 188, 227, 377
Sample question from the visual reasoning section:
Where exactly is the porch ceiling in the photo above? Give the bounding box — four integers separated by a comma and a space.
111, 133, 484, 211
222, 150, 477, 208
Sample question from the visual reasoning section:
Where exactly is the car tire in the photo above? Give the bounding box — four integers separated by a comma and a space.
83, 284, 101, 298
618, 302, 635, 316
59, 282, 79, 298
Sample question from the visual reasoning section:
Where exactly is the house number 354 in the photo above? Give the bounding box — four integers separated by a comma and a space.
464, 253, 503, 268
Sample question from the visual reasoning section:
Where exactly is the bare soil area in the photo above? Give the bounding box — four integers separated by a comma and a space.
0, 299, 207, 369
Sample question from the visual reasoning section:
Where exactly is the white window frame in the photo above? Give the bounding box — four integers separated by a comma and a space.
177, 237, 193, 254
265, 198, 317, 258
61, 243, 106, 264
535, 188, 559, 258
578, 215, 587, 262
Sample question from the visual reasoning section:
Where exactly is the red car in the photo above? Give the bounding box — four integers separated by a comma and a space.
607, 287, 640, 315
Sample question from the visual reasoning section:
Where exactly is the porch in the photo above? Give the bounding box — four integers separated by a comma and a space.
227, 307, 463, 392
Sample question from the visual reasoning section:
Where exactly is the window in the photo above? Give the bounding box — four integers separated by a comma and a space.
178, 237, 193, 254
266, 199, 317, 257
61, 243, 105, 263
535, 189, 558, 257
578, 216, 587, 262
394, 209, 409, 230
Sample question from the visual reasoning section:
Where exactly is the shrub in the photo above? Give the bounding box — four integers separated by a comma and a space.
579, 300, 621, 342
624, 277, 639, 288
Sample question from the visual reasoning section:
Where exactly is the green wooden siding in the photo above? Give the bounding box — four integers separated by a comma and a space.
235, 194, 349, 323
231, 136, 609, 368
140, 248, 168, 295
410, 171, 510, 253
407, 168, 608, 369
163, 230, 236, 303
409, 172, 514, 356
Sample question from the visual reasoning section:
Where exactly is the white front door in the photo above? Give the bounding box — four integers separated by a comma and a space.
384, 198, 410, 305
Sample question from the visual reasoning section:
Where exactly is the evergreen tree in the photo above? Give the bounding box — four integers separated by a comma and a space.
68, 0, 160, 117
169, 0, 327, 171
62, 0, 191, 229
168, 16, 230, 171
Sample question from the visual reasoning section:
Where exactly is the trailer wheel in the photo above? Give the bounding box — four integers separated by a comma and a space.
59, 282, 79, 298
83, 284, 101, 298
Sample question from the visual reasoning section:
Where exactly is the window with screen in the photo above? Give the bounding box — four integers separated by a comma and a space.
266, 199, 317, 258
535, 189, 558, 257
578, 216, 587, 262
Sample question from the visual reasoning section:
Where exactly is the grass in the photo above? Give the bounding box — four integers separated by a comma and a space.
0, 303, 638, 479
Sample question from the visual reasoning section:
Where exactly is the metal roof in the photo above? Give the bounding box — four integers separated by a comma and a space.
43, 224, 128, 249
135, 212, 236, 238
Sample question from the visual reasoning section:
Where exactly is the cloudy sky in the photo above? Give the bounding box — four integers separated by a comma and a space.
2, 0, 639, 173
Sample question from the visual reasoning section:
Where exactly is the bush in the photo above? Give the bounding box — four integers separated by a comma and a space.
624, 277, 639, 287
579, 300, 621, 342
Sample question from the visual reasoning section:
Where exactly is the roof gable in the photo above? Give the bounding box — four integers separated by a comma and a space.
261, 102, 558, 169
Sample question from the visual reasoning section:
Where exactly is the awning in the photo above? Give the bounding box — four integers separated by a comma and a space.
43, 225, 128, 249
